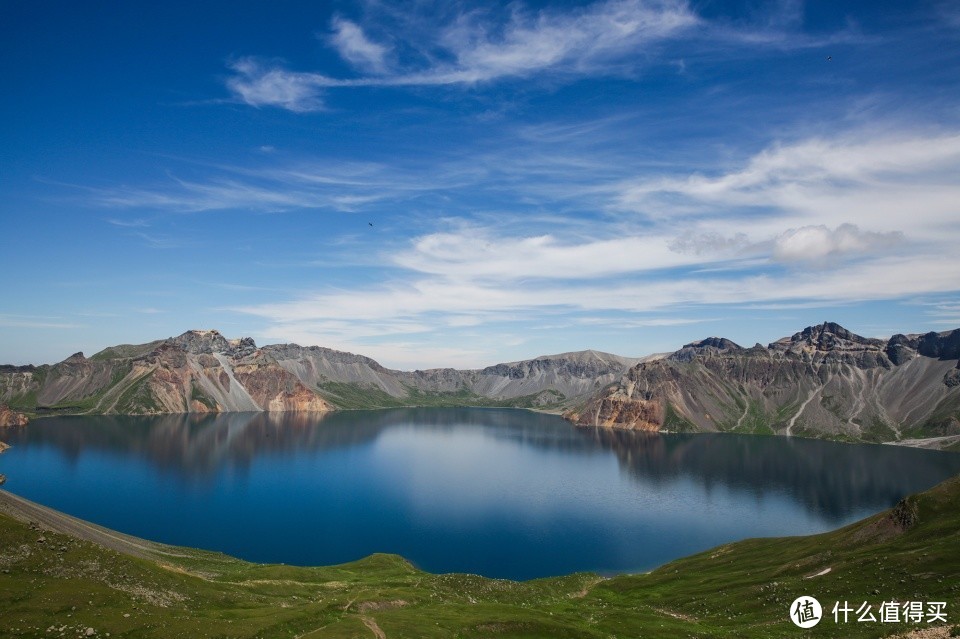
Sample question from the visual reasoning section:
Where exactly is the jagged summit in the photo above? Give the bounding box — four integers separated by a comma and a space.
166, 330, 257, 357
669, 337, 743, 363
769, 321, 885, 354
567, 321, 960, 446
684, 337, 742, 351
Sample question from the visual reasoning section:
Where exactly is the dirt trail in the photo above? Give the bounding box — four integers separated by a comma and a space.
361, 616, 387, 639
0, 489, 188, 561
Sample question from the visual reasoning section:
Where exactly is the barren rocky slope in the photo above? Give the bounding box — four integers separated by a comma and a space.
0, 331, 643, 416
0, 331, 331, 415
265, 343, 647, 409
566, 322, 960, 447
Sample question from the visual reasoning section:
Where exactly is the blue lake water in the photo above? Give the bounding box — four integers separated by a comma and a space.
2, 408, 960, 580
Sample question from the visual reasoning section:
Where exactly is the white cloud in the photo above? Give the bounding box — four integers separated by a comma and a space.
328, 17, 390, 74
617, 132, 960, 239
393, 229, 708, 281
772, 224, 903, 262
669, 231, 750, 255
431, 0, 699, 83
225, 58, 327, 112
234, 253, 960, 351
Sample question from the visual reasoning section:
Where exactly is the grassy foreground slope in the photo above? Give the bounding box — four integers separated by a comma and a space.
2, 478, 959, 639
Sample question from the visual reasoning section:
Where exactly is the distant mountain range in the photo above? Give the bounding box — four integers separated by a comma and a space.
0, 329, 644, 416
2, 323, 959, 448
566, 322, 960, 449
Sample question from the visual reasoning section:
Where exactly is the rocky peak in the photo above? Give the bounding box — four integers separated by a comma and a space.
685, 337, 742, 351
917, 329, 960, 360
769, 322, 884, 353
262, 343, 389, 372
669, 337, 742, 363
166, 330, 257, 356
885, 334, 918, 365
226, 336, 258, 358
483, 350, 638, 379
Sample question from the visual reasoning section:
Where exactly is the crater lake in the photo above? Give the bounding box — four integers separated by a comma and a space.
2, 408, 960, 580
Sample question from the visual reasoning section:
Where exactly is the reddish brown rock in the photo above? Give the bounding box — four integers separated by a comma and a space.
0, 404, 28, 428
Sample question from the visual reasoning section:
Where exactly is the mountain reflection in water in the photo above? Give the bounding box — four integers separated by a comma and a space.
3, 408, 959, 579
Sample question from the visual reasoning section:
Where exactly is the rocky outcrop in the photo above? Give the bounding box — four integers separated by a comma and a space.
566, 323, 960, 445
0, 404, 28, 428
0, 331, 332, 416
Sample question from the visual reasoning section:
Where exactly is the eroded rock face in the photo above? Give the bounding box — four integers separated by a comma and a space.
0, 330, 333, 416
0, 404, 28, 427
568, 395, 663, 431
566, 322, 960, 444
3, 324, 959, 440
0, 331, 643, 416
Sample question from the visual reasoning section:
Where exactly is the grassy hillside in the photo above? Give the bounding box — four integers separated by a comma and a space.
2, 475, 960, 638
316, 381, 567, 411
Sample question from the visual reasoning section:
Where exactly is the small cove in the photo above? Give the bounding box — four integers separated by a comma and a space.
2, 407, 959, 580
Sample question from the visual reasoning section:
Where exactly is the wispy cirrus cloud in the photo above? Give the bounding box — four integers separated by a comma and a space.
222, 0, 869, 113
84, 160, 470, 213
225, 0, 701, 111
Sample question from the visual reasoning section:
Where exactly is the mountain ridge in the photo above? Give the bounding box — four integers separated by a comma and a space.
0, 329, 641, 416
2, 323, 959, 448
566, 322, 960, 449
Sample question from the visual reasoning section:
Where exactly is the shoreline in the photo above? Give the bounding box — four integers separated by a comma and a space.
14, 405, 959, 452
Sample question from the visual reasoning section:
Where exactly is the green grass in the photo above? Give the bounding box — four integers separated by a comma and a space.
2, 367, 47, 413
317, 381, 567, 411
663, 402, 698, 432
40, 363, 135, 414
89, 341, 165, 361
862, 416, 899, 443
727, 399, 776, 435
317, 382, 412, 410
3, 475, 960, 638
5, 388, 39, 412
771, 400, 800, 432
112, 371, 162, 414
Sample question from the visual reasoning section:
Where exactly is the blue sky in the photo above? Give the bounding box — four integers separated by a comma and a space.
3, 0, 960, 368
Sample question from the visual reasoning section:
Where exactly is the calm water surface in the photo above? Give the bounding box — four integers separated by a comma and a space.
3, 408, 960, 580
